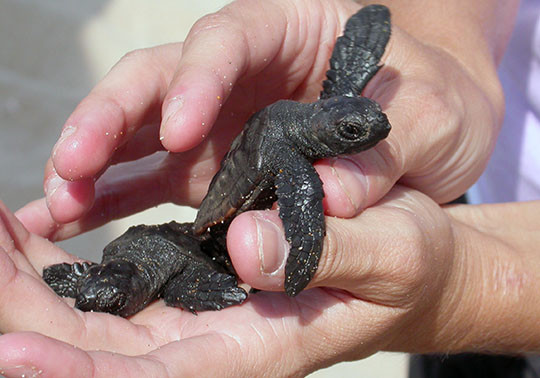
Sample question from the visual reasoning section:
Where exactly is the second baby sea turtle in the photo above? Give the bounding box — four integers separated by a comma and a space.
43, 222, 247, 317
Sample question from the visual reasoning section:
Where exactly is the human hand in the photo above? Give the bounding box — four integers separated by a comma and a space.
1, 199, 392, 377
19, 0, 505, 240
0, 189, 466, 377
5, 188, 540, 377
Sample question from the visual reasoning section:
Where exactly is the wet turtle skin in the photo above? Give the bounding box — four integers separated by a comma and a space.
194, 5, 392, 296
43, 222, 247, 317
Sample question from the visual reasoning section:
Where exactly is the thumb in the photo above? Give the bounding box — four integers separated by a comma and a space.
227, 187, 453, 306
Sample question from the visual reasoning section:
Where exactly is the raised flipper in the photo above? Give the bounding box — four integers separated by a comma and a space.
194, 110, 278, 235
43, 261, 94, 298
275, 152, 325, 296
321, 4, 391, 99
162, 265, 247, 314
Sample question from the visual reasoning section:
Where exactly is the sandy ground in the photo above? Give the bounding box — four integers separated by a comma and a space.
0, 1, 408, 376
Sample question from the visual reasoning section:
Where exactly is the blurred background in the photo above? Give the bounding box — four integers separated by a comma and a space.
0, 1, 408, 376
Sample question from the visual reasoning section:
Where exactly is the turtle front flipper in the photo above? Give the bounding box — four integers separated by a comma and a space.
193, 110, 276, 235
321, 4, 391, 99
274, 153, 325, 297
162, 265, 247, 314
43, 261, 94, 298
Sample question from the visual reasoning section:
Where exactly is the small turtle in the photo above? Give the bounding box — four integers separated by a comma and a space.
43, 222, 247, 317
194, 5, 392, 296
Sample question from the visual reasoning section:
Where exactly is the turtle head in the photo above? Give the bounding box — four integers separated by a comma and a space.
310, 96, 390, 156
75, 260, 147, 317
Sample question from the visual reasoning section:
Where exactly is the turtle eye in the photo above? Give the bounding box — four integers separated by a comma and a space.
337, 121, 362, 140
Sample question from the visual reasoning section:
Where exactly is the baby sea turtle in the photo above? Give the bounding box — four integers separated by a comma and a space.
194, 5, 392, 296
43, 222, 247, 317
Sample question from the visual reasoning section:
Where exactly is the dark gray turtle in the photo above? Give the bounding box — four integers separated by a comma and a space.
194, 5, 392, 296
43, 222, 247, 317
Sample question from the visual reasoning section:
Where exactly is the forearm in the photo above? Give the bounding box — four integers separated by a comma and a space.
430, 201, 540, 353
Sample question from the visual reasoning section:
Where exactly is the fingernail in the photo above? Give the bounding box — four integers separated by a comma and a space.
52, 124, 77, 158
161, 96, 185, 136
44, 172, 64, 208
254, 213, 289, 275
331, 157, 368, 210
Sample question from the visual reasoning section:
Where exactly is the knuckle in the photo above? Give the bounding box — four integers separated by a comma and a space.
185, 10, 250, 63
316, 210, 431, 297
315, 222, 348, 285
373, 134, 407, 179
399, 82, 465, 174
316, 219, 375, 286
188, 11, 244, 43
415, 84, 463, 131
110, 47, 168, 92
376, 208, 432, 294
119, 47, 154, 64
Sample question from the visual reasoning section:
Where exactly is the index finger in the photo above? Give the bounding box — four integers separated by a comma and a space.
158, 1, 288, 151
51, 43, 181, 181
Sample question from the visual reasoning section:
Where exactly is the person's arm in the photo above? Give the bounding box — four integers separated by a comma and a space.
422, 201, 540, 353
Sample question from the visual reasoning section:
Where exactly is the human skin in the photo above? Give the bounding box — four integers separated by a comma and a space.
4, 0, 528, 376
2, 192, 540, 377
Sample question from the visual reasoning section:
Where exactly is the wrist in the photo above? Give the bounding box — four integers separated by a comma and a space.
419, 203, 540, 353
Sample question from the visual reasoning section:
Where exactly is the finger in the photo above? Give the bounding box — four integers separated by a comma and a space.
159, 1, 290, 152
0, 242, 78, 335
0, 332, 91, 378
0, 332, 165, 378
2, 200, 75, 272
44, 124, 167, 225
161, 0, 348, 151
316, 144, 401, 218
227, 187, 453, 305
44, 161, 95, 224
45, 44, 182, 223
0, 331, 282, 378
51, 44, 180, 181
15, 198, 63, 240
24, 152, 212, 241
1, 200, 74, 277
0, 200, 30, 256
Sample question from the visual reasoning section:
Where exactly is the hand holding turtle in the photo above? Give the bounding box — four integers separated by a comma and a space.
4, 192, 540, 377
0, 195, 459, 377
21, 0, 507, 240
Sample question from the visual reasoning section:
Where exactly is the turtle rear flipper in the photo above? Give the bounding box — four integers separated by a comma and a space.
321, 4, 391, 99
43, 261, 94, 298
162, 266, 247, 314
